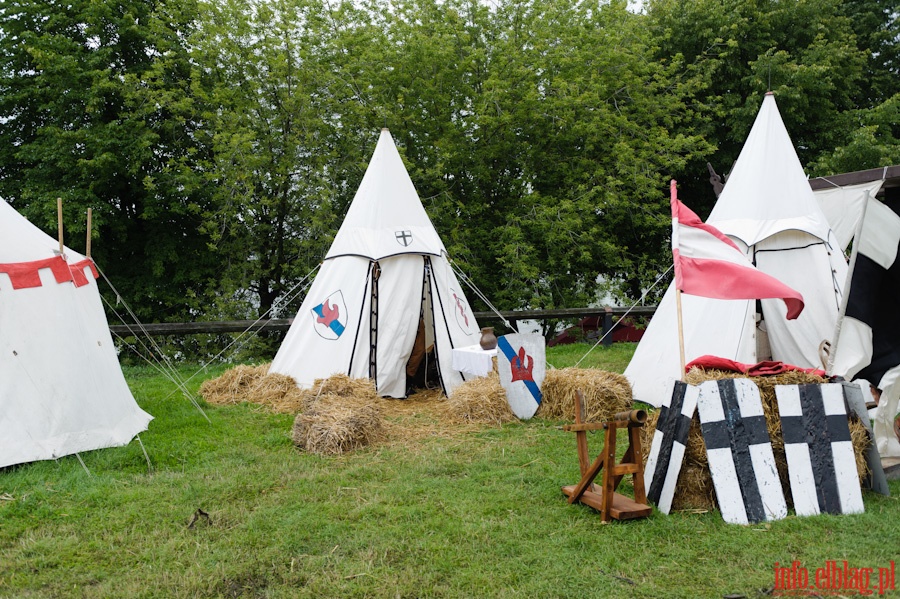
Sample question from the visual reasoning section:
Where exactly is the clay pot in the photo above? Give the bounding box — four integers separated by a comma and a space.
479, 327, 498, 350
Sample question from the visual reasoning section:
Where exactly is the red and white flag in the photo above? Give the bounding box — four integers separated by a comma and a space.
670, 180, 804, 320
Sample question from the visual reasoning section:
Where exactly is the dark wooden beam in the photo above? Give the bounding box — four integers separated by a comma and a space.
808, 165, 900, 191
108, 306, 659, 337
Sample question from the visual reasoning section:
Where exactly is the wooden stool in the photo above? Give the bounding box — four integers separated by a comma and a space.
561, 391, 651, 522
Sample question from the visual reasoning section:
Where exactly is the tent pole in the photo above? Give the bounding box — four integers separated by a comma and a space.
826, 190, 871, 375
86, 208, 92, 258
57, 197, 64, 255
675, 288, 686, 380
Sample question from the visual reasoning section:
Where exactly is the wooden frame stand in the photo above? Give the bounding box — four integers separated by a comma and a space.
561, 391, 651, 522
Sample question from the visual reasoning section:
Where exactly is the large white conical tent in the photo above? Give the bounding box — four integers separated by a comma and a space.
625, 93, 848, 406
271, 129, 482, 398
0, 199, 152, 469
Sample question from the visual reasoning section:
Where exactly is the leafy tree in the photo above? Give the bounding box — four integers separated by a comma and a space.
191, 0, 343, 323
333, 0, 710, 315
645, 0, 868, 213
0, 0, 217, 321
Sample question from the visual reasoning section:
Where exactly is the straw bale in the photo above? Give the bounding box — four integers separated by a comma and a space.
539, 368, 632, 421
297, 374, 378, 411
444, 372, 516, 425
643, 369, 871, 510
199, 364, 305, 414
292, 394, 383, 455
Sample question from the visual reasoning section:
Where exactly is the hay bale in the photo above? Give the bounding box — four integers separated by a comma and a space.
643, 369, 871, 510
292, 394, 383, 455
199, 364, 305, 413
297, 373, 378, 412
445, 371, 516, 425
539, 368, 632, 421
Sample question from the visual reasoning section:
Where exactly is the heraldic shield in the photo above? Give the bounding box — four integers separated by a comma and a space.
311, 290, 349, 340
498, 333, 545, 420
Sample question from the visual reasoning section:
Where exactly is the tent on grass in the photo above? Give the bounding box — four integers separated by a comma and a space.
0, 198, 152, 469
270, 129, 482, 398
625, 92, 848, 407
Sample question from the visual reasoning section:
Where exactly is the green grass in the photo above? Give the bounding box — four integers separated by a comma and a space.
1, 344, 899, 598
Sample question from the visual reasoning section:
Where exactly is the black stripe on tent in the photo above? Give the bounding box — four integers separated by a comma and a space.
425, 257, 452, 396
700, 380, 766, 524
347, 262, 373, 377
647, 381, 692, 504
369, 261, 380, 380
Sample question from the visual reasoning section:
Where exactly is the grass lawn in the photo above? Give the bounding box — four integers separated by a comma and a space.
1, 343, 898, 598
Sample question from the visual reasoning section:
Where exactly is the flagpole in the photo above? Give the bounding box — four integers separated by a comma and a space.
670, 179, 687, 380
826, 190, 871, 375
676, 287, 687, 380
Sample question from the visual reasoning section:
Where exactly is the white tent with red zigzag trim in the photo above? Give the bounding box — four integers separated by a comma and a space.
0, 199, 152, 469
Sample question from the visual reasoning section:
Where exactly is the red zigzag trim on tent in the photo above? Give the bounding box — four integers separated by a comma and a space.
0, 256, 98, 290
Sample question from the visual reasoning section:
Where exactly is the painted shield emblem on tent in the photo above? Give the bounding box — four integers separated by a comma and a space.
498, 333, 545, 420
311, 290, 348, 340
395, 230, 413, 247
449, 288, 475, 334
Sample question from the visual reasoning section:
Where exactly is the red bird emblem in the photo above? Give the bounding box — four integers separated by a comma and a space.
317, 300, 340, 327
510, 347, 535, 383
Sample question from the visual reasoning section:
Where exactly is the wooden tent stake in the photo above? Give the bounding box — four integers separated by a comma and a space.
57, 197, 64, 255
86, 208, 92, 258
561, 396, 651, 522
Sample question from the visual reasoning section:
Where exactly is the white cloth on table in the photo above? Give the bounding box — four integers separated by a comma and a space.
451, 344, 497, 377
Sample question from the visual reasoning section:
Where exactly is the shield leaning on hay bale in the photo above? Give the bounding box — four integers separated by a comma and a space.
639, 369, 871, 512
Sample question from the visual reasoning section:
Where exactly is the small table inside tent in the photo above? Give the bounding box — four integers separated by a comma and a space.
451, 344, 498, 378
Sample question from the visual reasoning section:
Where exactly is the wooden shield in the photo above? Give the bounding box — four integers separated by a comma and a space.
645, 380, 699, 514
497, 333, 545, 420
697, 379, 787, 525
775, 383, 865, 516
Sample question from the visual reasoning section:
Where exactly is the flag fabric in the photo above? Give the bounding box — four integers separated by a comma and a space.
671, 180, 805, 320
830, 195, 900, 458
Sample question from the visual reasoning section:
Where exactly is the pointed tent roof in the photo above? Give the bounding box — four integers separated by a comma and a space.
708, 92, 832, 246
325, 129, 445, 261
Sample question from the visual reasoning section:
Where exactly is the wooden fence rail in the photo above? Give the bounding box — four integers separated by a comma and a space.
109, 306, 658, 344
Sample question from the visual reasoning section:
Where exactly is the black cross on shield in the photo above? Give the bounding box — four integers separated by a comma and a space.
395, 230, 413, 247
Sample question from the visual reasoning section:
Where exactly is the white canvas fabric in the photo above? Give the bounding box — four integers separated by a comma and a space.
626, 94, 845, 406
272, 130, 481, 397
0, 198, 152, 469
327, 130, 445, 260
814, 180, 885, 251
707, 94, 832, 245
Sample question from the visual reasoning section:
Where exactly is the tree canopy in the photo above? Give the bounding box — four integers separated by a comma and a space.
1, 0, 896, 348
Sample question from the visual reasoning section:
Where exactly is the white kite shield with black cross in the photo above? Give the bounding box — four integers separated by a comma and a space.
697, 378, 788, 525
497, 333, 545, 420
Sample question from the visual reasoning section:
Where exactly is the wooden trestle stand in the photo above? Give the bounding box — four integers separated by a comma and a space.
561, 391, 651, 522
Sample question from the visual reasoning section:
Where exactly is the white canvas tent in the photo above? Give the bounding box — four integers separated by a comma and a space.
0, 198, 152, 469
625, 93, 848, 406
271, 129, 482, 398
